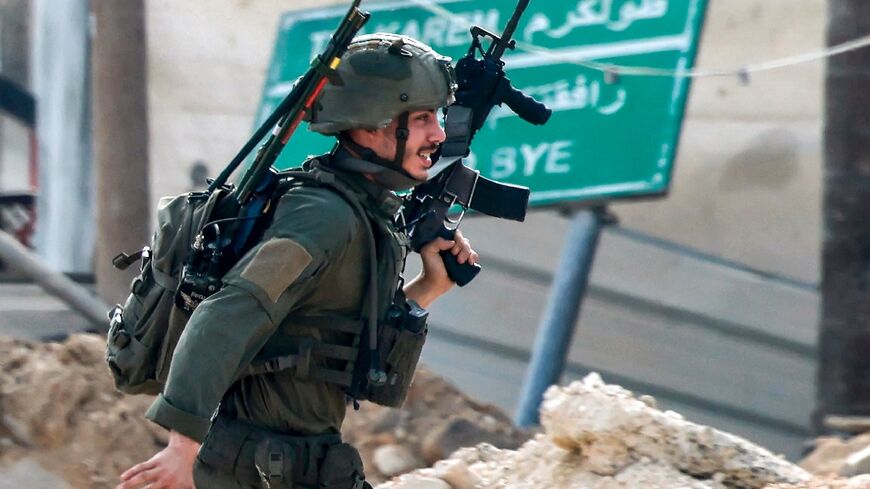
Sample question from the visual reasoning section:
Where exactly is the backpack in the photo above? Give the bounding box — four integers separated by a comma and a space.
105, 183, 248, 395
105, 161, 428, 408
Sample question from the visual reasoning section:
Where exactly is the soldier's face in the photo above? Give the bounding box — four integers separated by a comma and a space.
369, 109, 446, 180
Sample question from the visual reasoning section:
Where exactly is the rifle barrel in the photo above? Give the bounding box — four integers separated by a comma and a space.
491, 0, 530, 59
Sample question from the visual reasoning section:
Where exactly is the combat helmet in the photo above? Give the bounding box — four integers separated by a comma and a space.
310, 33, 457, 189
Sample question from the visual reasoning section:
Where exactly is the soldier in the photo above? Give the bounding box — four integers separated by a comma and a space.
116, 33, 476, 489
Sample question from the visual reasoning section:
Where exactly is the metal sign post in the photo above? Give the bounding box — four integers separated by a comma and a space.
515, 207, 608, 426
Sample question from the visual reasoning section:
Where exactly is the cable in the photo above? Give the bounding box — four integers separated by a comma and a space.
406, 0, 870, 80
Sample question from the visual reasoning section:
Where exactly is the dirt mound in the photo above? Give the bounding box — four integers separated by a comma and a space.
3, 334, 869, 489
0, 334, 527, 488
0, 335, 163, 488
379, 374, 870, 489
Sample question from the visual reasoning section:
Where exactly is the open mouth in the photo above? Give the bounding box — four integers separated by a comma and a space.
417, 151, 433, 168
416, 146, 438, 169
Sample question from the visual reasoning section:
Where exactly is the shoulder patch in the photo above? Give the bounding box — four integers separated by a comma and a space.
240, 238, 313, 303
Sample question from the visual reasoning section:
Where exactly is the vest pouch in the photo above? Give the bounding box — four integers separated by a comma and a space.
366, 300, 428, 407
319, 443, 366, 489
105, 257, 176, 395
200, 416, 342, 489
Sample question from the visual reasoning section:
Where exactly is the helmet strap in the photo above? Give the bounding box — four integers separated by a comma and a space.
330, 141, 424, 191
337, 111, 413, 176
393, 111, 410, 169
338, 134, 393, 168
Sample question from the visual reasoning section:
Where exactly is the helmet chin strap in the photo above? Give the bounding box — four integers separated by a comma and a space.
338, 111, 414, 178
392, 111, 410, 170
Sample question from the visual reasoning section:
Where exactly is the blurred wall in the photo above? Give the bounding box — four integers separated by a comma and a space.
613, 0, 823, 285
145, 0, 345, 213
146, 0, 824, 284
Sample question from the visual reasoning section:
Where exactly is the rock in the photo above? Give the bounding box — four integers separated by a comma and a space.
802, 434, 870, 476
341, 366, 529, 484
379, 373, 815, 489
0, 457, 74, 489
373, 444, 425, 477
369, 409, 403, 434
841, 444, 870, 477
638, 394, 657, 409
847, 475, 870, 488
379, 474, 452, 489
540, 373, 811, 487
421, 417, 522, 465
432, 459, 481, 489
1, 414, 33, 447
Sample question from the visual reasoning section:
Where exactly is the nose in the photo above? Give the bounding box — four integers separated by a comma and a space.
429, 117, 446, 144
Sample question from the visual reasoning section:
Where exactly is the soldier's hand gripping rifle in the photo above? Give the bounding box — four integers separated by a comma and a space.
403, 0, 552, 286
173, 1, 368, 310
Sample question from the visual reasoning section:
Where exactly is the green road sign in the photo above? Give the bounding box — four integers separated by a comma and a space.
256, 0, 708, 207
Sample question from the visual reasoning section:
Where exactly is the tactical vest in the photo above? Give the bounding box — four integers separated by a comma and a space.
106, 155, 426, 408
245, 157, 425, 408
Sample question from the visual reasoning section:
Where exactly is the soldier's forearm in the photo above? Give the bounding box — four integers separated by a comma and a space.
403, 273, 450, 308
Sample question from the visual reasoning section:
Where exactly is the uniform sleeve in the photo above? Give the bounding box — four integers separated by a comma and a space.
146, 187, 358, 441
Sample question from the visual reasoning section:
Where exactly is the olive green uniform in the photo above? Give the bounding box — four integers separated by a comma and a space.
145, 154, 407, 488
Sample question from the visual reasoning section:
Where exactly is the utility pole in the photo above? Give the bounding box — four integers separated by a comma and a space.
32, 0, 94, 273
0, 0, 29, 86
91, 0, 150, 304
816, 0, 870, 432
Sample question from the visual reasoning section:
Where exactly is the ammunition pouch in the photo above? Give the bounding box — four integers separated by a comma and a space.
359, 299, 428, 407
199, 416, 366, 489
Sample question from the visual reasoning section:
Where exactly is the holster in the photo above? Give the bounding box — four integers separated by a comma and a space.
198, 415, 366, 489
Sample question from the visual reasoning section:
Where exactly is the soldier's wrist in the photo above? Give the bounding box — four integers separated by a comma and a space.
168, 430, 201, 452
403, 273, 452, 308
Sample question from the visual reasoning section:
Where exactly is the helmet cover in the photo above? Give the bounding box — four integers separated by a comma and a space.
310, 33, 457, 135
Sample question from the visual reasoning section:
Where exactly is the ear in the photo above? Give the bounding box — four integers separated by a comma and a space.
346, 127, 376, 147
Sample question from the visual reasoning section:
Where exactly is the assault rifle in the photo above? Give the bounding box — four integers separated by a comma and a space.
403, 0, 552, 286
173, 1, 369, 310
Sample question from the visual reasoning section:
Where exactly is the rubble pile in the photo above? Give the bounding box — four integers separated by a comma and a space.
343, 365, 529, 484
0, 335, 162, 489
0, 334, 526, 488
2, 334, 869, 488
379, 374, 870, 489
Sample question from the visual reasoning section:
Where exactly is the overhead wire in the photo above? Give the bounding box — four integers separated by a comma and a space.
406, 0, 870, 80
